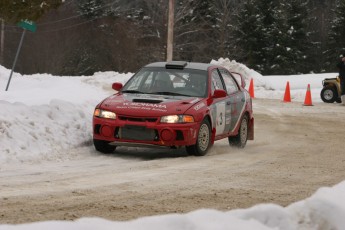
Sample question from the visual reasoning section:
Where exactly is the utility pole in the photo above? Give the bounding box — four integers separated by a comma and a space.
166, 0, 174, 62
0, 19, 4, 65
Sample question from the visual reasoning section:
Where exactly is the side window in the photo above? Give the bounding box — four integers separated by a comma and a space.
231, 73, 243, 87
211, 70, 225, 94
219, 69, 239, 94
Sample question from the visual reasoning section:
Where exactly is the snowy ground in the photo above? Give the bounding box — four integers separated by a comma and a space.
1, 59, 344, 229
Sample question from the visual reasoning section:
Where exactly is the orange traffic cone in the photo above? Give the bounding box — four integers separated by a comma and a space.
283, 81, 291, 102
303, 84, 313, 106
248, 78, 254, 98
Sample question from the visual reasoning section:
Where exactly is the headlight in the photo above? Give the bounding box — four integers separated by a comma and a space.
160, 115, 194, 123
94, 109, 116, 119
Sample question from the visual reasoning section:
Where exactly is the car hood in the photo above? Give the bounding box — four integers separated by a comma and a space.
99, 93, 203, 116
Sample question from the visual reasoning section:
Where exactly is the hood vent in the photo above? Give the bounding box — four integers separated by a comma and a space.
132, 98, 163, 104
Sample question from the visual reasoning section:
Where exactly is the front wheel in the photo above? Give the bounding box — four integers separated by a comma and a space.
228, 114, 248, 148
186, 119, 211, 156
320, 86, 337, 103
93, 139, 116, 154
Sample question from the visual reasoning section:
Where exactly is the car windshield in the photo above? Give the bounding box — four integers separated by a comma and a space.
122, 67, 208, 98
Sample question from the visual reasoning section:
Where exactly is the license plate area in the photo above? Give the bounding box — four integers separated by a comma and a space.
118, 125, 157, 141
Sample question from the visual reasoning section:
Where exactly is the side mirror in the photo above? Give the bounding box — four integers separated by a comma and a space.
213, 89, 227, 98
112, 82, 123, 91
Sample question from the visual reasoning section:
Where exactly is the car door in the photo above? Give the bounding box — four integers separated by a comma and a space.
218, 68, 246, 132
209, 69, 231, 136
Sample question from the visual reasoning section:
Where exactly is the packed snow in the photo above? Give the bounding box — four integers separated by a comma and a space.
1, 58, 344, 230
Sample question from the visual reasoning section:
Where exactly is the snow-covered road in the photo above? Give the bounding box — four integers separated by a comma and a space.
1, 98, 345, 224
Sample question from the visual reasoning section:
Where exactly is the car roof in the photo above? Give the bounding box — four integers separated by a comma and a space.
144, 61, 215, 71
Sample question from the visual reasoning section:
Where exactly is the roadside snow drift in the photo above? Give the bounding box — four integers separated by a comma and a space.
1, 181, 345, 230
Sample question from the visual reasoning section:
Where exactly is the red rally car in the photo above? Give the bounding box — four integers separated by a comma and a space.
93, 61, 254, 156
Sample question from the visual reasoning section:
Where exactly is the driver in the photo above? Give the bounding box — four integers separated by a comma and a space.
188, 74, 206, 94
151, 72, 173, 92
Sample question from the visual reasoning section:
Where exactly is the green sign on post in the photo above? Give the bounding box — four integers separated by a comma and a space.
5, 20, 37, 91
18, 20, 37, 32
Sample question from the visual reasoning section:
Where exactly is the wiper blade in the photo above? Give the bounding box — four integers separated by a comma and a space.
122, 90, 190, 97
151, 91, 190, 97
121, 90, 145, 94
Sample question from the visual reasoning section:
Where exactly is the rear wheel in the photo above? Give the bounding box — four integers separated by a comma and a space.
93, 139, 116, 153
186, 119, 211, 156
228, 114, 248, 148
320, 86, 337, 103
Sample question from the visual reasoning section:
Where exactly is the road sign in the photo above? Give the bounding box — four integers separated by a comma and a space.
18, 20, 37, 32
5, 20, 37, 91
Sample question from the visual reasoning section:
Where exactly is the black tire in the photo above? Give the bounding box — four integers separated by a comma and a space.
186, 119, 211, 156
320, 86, 337, 103
93, 139, 116, 154
228, 114, 248, 148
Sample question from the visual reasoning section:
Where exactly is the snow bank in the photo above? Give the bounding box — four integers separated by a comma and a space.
1, 181, 345, 230
0, 67, 132, 163
211, 57, 268, 88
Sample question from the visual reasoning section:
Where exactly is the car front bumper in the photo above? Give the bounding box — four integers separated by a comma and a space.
93, 116, 200, 148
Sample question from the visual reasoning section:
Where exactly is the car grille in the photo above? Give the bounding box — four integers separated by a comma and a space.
118, 116, 158, 123
116, 125, 158, 141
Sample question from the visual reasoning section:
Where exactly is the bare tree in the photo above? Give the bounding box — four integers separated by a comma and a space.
0, 0, 62, 23
0, 19, 4, 65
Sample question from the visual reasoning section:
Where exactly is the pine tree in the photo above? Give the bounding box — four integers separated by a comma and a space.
233, 0, 283, 74
280, 0, 314, 74
257, 0, 286, 74
210, 0, 238, 58
234, 0, 315, 74
76, 0, 105, 19
175, 0, 219, 62
180, 0, 217, 25
325, 0, 345, 71
233, 0, 261, 69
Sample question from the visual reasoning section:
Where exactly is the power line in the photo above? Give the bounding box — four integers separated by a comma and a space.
35, 0, 120, 26
3, 17, 99, 33
37, 17, 99, 33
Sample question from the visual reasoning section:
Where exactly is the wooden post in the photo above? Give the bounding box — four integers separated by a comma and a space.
166, 0, 174, 62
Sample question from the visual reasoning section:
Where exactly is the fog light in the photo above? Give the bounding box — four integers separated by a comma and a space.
101, 125, 112, 137
161, 129, 174, 141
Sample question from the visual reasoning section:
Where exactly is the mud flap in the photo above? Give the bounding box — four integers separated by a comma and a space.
211, 128, 216, 145
248, 117, 254, 140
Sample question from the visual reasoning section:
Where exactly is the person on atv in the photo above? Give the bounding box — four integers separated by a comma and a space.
337, 53, 345, 105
